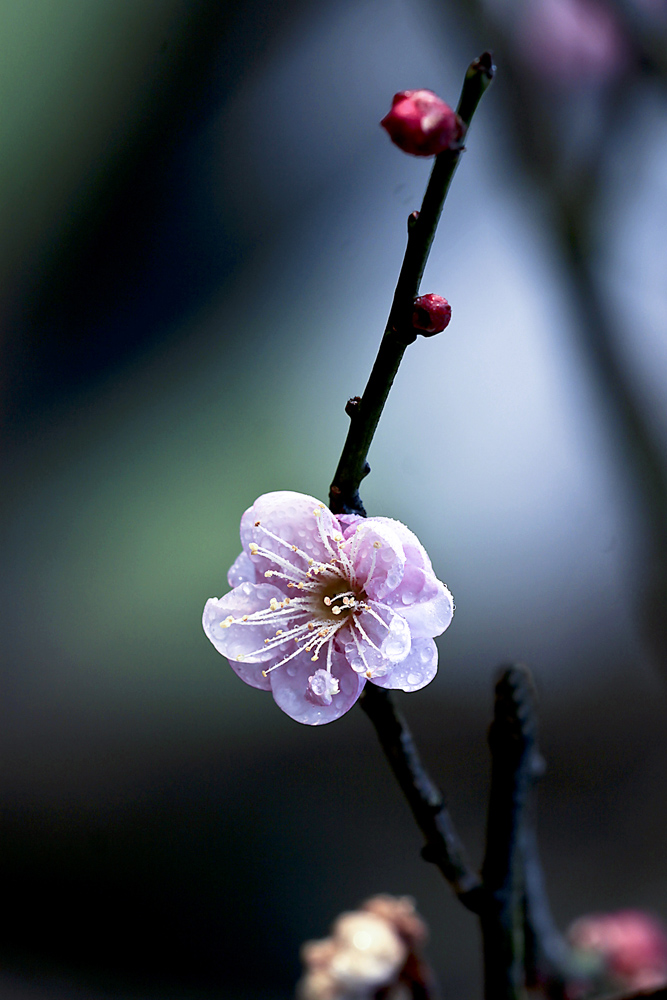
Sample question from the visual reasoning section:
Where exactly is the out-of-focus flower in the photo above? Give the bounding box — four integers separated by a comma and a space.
516, 0, 630, 85
362, 895, 428, 952
568, 909, 667, 992
297, 896, 429, 1000
203, 492, 454, 725
381, 89, 464, 156
412, 294, 452, 336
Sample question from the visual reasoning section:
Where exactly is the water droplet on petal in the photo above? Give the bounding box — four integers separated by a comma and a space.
407, 672, 421, 686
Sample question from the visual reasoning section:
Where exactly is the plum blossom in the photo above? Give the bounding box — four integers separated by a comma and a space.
568, 909, 667, 993
517, 0, 630, 85
297, 895, 429, 1000
202, 491, 454, 725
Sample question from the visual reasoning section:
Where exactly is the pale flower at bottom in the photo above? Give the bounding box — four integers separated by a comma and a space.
202, 491, 454, 725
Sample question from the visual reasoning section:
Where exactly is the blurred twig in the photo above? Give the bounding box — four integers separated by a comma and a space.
480, 665, 538, 1000
450, 0, 667, 673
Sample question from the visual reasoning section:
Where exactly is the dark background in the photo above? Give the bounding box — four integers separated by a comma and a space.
1, 1, 666, 997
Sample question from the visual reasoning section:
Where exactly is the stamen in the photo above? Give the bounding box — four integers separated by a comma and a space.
362, 605, 392, 631
252, 523, 317, 572
353, 615, 382, 653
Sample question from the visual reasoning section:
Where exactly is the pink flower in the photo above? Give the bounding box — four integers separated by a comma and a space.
297, 895, 429, 1000
568, 909, 667, 992
203, 491, 454, 725
517, 0, 630, 85
380, 90, 464, 157
412, 294, 452, 335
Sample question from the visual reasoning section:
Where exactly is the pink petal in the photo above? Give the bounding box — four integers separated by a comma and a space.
227, 550, 257, 588
203, 582, 290, 690
240, 491, 341, 592
371, 638, 438, 692
270, 645, 366, 725
339, 603, 411, 677
395, 579, 454, 638
336, 513, 364, 539
343, 518, 406, 601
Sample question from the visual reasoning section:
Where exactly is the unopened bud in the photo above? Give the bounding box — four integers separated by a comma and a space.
381, 90, 464, 157
412, 294, 451, 335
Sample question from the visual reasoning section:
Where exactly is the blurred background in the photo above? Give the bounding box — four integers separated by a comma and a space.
2, 0, 667, 997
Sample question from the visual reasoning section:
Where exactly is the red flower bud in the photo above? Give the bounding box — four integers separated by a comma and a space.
412, 294, 452, 335
381, 90, 464, 157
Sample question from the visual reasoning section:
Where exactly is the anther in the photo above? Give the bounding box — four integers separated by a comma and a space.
254, 520, 261, 527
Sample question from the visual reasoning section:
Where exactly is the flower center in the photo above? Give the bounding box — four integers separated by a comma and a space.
320, 579, 364, 621
218, 515, 392, 699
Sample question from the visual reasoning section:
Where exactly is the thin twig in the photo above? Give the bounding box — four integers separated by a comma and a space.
359, 683, 484, 912
329, 52, 494, 515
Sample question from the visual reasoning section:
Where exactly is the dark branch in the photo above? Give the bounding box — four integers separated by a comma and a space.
480, 664, 538, 1000
359, 683, 484, 912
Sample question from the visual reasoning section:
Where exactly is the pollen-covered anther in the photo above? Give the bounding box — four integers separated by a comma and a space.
373, 541, 381, 549
264, 570, 274, 578
249, 543, 259, 555
323, 596, 332, 606
254, 520, 261, 527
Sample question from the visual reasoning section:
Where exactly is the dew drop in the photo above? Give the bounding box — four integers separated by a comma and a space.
407, 672, 421, 686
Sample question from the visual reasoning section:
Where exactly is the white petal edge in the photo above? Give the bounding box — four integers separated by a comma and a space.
371, 637, 438, 692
